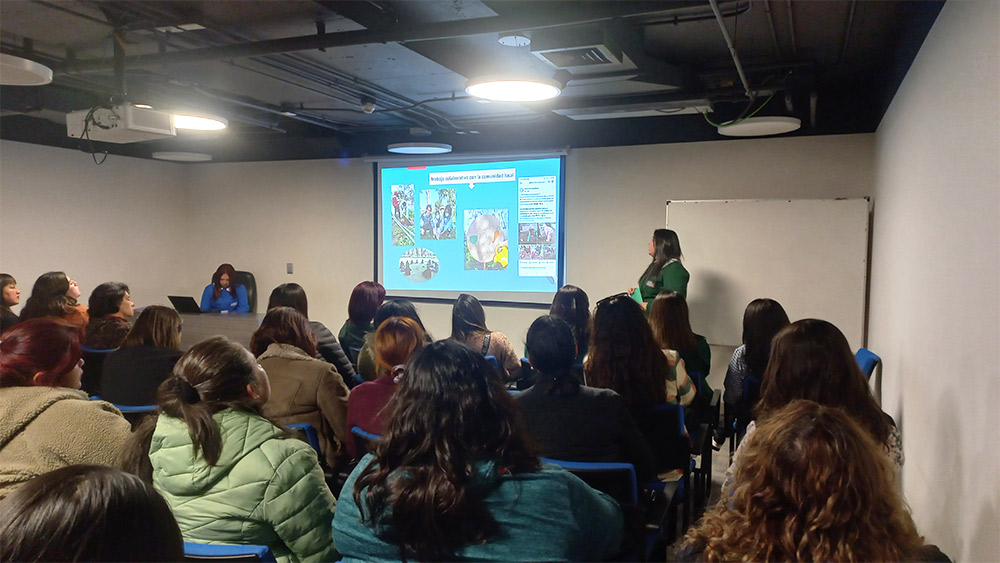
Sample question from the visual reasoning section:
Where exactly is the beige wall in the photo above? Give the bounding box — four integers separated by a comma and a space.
869, 2, 999, 561
0, 142, 193, 311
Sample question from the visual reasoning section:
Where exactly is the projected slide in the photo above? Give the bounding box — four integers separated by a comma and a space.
379, 156, 563, 302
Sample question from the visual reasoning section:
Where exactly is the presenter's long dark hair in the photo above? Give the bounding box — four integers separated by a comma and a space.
450, 293, 488, 341
210, 264, 239, 301
640, 229, 682, 287
549, 285, 590, 358
586, 294, 668, 410
353, 340, 539, 560
742, 298, 790, 379
526, 315, 579, 396
20, 271, 77, 320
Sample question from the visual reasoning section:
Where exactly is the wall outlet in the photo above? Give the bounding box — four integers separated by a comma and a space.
286, 262, 294, 274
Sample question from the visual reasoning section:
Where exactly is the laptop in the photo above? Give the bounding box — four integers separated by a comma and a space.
168, 296, 203, 314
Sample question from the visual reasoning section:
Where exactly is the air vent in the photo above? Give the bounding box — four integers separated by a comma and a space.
535, 46, 619, 69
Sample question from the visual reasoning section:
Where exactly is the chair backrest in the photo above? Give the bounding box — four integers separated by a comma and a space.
735, 374, 762, 439
541, 458, 638, 505
80, 347, 115, 396
286, 423, 322, 459
855, 347, 881, 380
635, 403, 692, 473
351, 426, 381, 457
233, 270, 257, 313
90, 396, 158, 413
183, 542, 276, 563
484, 355, 499, 369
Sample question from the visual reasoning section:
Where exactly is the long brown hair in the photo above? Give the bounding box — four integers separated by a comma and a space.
250, 306, 317, 357
681, 400, 926, 561
640, 228, 682, 287
585, 294, 668, 409
20, 272, 76, 320
756, 319, 890, 444
648, 290, 697, 351
353, 340, 539, 560
450, 293, 488, 341
210, 264, 238, 301
741, 298, 790, 378
121, 337, 274, 481
548, 285, 590, 357
121, 306, 181, 350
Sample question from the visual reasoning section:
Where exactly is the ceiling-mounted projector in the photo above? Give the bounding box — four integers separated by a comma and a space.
66, 104, 176, 143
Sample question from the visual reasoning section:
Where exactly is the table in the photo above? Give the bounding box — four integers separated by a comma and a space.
179, 312, 263, 351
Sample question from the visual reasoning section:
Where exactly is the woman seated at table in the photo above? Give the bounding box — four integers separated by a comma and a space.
333, 340, 623, 561
83, 282, 134, 349
101, 305, 183, 406
515, 315, 655, 480
200, 263, 248, 313
252, 307, 350, 470
19, 271, 88, 328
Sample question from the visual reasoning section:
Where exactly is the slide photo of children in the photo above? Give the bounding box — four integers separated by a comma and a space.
390, 184, 415, 246
464, 209, 508, 271
518, 223, 535, 244
537, 222, 557, 244
399, 247, 439, 282
419, 188, 456, 240
541, 244, 556, 259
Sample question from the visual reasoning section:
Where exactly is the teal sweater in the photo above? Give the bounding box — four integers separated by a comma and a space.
150, 409, 338, 563
333, 454, 623, 562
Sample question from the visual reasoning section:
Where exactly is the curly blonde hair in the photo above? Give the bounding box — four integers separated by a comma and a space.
681, 400, 926, 562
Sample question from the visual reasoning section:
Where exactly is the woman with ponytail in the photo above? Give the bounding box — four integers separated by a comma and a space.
121, 337, 338, 563
514, 315, 654, 480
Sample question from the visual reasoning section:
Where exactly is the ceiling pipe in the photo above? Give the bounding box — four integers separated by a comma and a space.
708, 0, 753, 99
763, 1, 781, 56
53, 2, 710, 74
786, 0, 797, 56
839, 0, 857, 66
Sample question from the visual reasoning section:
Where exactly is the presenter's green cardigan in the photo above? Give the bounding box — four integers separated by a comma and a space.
639, 259, 690, 305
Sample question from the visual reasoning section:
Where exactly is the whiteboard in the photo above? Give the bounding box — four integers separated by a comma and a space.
665, 199, 870, 350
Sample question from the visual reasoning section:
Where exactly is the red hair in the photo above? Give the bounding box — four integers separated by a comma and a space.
211, 264, 238, 301
347, 281, 385, 326
0, 318, 82, 387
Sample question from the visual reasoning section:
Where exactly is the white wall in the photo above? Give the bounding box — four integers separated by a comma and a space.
869, 2, 999, 561
0, 142, 193, 311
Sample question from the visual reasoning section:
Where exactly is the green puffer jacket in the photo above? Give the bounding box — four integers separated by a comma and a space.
150, 409, 338, 563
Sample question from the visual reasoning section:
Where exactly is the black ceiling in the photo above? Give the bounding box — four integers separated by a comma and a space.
0, 0, 943, 162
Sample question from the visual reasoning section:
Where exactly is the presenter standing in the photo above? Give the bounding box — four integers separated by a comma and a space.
200, 264, 249, 313
635, 229, 689, 309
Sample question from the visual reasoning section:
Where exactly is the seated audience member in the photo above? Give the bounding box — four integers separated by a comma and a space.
200, 263, 249, 313
121, 337, 338, 563
267, 283, 357, 383
450, 293, 521, 381
338, 281, 385, 352
345, 316, 425, 459
333, 340, 623, 561
0, 318, 131, 500
677, 400, 949, 563
101, 306, 183, 406
83, 282, 134, 349
0, 465, 184, 562
515, 315, 655, 480
356, 299, 432, 382
19, 271, 88, 327
1, 273, 21, 333
251, 307, 350, 470
549, 284, 591, 362
585, 294, 670, 412
719, 298, 789, 446
648, 291, 712, 394
733, 319, 903, 474
647, 292, 697, 407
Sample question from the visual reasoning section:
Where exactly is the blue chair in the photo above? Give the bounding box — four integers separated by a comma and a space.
80, 346, 115, 396
855, 348, 881, 380
541, 458, 638, 504
183, 541, 276, 562
484, 355, 499, 369
89, 396, 158, 414
286, 423, 322, 459
350, 426, 381, 457
637, 403, 694, 542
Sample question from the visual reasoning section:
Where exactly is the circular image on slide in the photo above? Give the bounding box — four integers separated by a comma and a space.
464, 210, 508, 270
399, 248, 439, 283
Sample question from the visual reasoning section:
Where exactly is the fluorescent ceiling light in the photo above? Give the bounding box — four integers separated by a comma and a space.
152, 152, 212, 162
133, 103, 154, 109
173, 113, 228, 130
465, 77, 561, 102
387, 142, 453, 155
0, 53, 53, 86
717, 116, 801, 137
